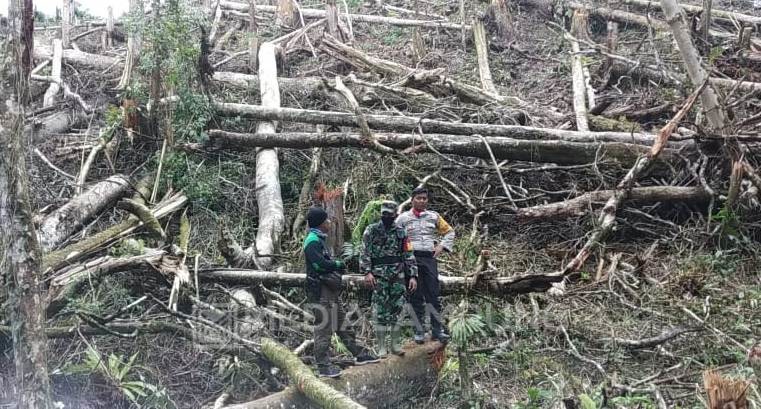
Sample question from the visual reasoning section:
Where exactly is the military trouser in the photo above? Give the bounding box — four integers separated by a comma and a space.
371, 274, 407, 329
410, 252, 445, 336
310, 284, 366, 368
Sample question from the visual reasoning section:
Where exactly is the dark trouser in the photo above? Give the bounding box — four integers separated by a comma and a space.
410, 252, 445, 336
311, 284, 366, 368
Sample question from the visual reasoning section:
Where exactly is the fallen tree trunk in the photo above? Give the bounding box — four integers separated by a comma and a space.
202, 129, 676, 166
219, 0, 469, 31
42, 191, 187, 272
25, 109, 87, 142
223, 341, 445, 409
37, 174, 131, 251
34, 47, 123, 72
518, 0, 754, 45
202, 268, 569, 295
212, 71, 435, 110
513, 186, 710, 220
46, 249, 166, 315
258, 338, 365, 409
252, 42, 285, 269
213, 103, 671, 146
318, 35, 543, 120
622, 0, 761, 28
609, 60, 761, 93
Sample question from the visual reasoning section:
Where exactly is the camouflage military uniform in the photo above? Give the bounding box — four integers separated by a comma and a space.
360, 207, 418, 329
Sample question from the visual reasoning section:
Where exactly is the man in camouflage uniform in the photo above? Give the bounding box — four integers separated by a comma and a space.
361, 200, 418, 356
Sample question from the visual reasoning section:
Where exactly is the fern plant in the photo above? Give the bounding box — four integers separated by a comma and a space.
449, 300, 489, 403
63, 346, 175, 408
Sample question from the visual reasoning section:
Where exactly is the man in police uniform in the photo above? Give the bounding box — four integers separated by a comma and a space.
395, 187, 454, 343
361, 200, 418, 356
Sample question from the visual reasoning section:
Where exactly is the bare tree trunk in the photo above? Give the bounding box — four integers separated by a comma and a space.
0, 0, 53, 406
106, 6, 114, 47
276, 0, 297, 29
253, 42, 285, 268
42, 39, 62, 107
149, 0, 162, 132
117, 0, 143, 90
314, 183, 345, 256
473, 20, 497, 94
569, 9, 589, 131
37, 175, 132, 251
248, 0, 259, 73
62, 0, 72, 48
292, 147, 322, 238
211, 103, 671, 146
658, 0, 745, 214
259, 338, 366, 409
204, 129, 674, 166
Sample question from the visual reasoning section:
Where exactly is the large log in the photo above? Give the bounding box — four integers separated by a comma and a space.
223, 341, 445, 409
203, 129, 674, 167
609, 60, 761, 93
252, 43, 285, 269
34, 48, 123, 72
622, 0, 761, 28
201, 268, 565, 295
213, 103, 670, 146
25, 109, 87, 142
219, 0, 469, 31
513, 186, 710, 220
212, 72, 434, 109
258, 338, 365, 409
37, 174, 132, 252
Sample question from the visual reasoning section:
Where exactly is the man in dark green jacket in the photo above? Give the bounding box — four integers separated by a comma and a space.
304, 206, 379, 378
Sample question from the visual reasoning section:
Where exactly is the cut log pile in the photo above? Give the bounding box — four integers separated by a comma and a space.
11, 0, 761, 407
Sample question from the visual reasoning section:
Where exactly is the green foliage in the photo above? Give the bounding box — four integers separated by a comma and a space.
578, 393, 597, 409
63, 346, 175, 408
160, 151, 245, 209
450, 308, 488, 350
609, 394, 655, 408
708, 46, 724, 65
351, 199, 384, 244
382, 28, 405, 45
710, 206, 744, 247
109, 238, 146, 258
514, 387, 554, 409
66, 277, 134, 317
136, 0, 211, 142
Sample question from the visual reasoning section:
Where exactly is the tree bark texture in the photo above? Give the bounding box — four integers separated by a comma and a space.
258, 337, 366, 409
117, 0, 144, 90
219, 0, 470, 31
62, 0, 72, 48
205, 129, 677, 167
202, 268, 570, 295
0, 0, 53, 405
514, 186, 710, 220
213, 103, 674, 146
473, 20, 497, 95
223, 341, 445, 409
42, 39, 62, 107
253, 42, 285, 268
37, 174, 132, 252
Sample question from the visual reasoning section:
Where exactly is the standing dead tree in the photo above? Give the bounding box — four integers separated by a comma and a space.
117, 0, 144, 90
659, 0, 745, 210
0, 0, 53, 406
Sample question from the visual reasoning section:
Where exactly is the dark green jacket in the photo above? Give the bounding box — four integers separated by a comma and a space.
304, 229, 344, 297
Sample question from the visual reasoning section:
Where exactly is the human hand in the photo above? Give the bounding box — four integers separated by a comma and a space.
364, 273, 376, 289
408, 277, 417, 292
